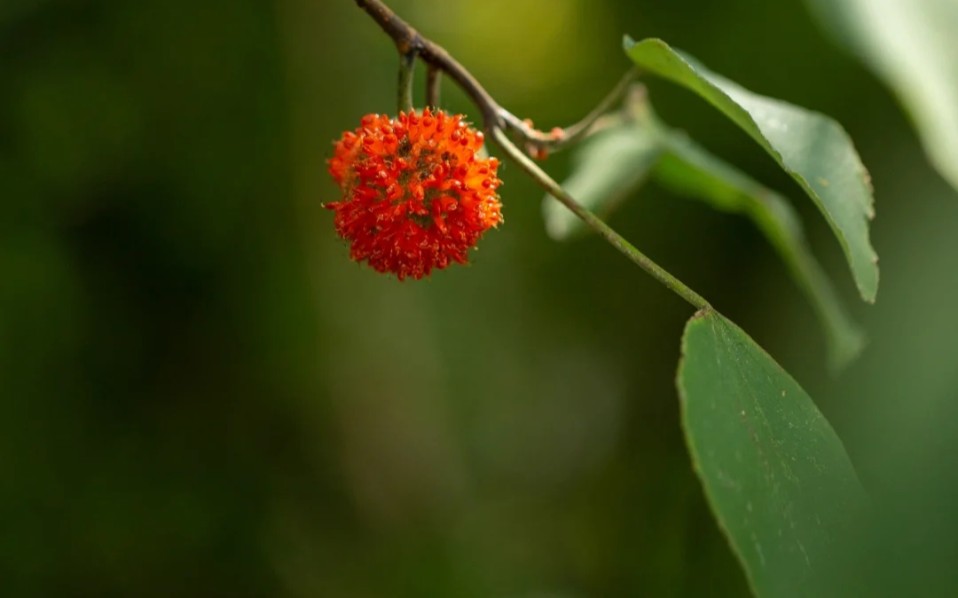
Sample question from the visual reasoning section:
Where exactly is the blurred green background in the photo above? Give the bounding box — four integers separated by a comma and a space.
2, 0, 957, 595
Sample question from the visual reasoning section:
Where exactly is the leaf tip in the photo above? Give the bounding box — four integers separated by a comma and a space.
827, 328, 867, 372
858, 260, 879, 304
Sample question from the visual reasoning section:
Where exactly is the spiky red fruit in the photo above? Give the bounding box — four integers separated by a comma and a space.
325, 109, 503, 280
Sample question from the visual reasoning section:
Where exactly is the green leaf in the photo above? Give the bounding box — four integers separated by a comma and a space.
542, 121, 661, 240
806, 0, 958, 193
544, 108, 863, 368
655, 133, 865, 370
677, 309, 867, 596
625, 38, 878, 303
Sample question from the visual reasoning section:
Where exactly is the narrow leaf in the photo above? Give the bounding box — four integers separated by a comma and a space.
625, 38, 878, 303
678, 309, 867, 596
806, 0, 958, 192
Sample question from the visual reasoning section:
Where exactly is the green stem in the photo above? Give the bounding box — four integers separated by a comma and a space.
397, 50, 417, 113
491, 127, 712, 311
499, 68, 640, 153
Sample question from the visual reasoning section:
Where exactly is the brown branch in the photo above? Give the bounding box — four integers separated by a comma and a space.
355, 0, 505, 127
354, 0, 633, 151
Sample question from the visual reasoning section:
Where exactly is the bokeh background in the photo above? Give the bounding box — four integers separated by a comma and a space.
2, 0, 957, 595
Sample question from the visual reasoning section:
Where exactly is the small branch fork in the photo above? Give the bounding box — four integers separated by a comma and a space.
356, 0, 503, 125
353, 0, 712, 311
498, 68, 639, 156
356, 0, 632, 155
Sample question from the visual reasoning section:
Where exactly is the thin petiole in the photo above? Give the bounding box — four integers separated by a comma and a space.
426, 65, 441, 108
491, 126, 712, 311
397, 49, 417, 113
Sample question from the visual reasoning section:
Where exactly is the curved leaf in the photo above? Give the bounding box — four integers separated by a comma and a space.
625, 38, 878, 303
544, 109, 863, 368
806, 0, 958, 193
656, 133, 865, 369
678, 309, 867, 596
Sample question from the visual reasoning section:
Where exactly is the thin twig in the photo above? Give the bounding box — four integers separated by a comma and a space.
499, 68, 639, 154
425, 65, 441, 108
397, 49, 417, 113
356, 0, 632, 143
491, 127, 712, 311
356, 0, 504, 126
